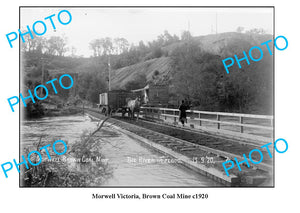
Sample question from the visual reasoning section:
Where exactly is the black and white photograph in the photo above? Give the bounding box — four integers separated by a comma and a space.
19, 7, 275, 187
2, 0, 300, 212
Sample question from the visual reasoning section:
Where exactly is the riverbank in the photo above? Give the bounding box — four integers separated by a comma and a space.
22, 105, 84, 120
21, 114, 220, 186
44, 107, 83, 117
21, 114, 112, 187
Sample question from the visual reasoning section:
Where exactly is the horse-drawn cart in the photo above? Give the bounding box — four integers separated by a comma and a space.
98, 90, 136, 116
98, 84, 169, 118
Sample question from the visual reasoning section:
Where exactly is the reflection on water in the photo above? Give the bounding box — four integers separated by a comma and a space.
21, 115, 220, 186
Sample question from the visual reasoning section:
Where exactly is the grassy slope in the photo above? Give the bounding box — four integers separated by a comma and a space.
110, 32, 272, 90
110, 56, 173, 89
23, 32, 272, 91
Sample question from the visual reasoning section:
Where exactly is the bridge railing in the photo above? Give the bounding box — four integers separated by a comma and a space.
140, 106, 274, 141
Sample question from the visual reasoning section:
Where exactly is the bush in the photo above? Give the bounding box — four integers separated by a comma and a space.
23, 101, 45, 119
152, 47, 163, 58
21, 125, 112, 187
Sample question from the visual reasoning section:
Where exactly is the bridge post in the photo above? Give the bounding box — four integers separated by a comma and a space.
174, 110, 176, 123
270, 117, 273, 127
217, 114, 220, 129
240, 116, 244, 133
199, 112, 201, 126
158, 109, 160, 120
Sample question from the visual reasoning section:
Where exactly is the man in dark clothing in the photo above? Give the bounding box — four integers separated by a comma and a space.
179, 100, 189, 126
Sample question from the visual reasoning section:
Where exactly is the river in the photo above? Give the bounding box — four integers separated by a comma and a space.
21, 114, 220, 186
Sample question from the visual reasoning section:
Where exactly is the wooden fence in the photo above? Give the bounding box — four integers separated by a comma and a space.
140, 106, 274, 141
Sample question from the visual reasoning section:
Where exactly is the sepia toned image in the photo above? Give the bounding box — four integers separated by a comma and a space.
19, 6, 274, 187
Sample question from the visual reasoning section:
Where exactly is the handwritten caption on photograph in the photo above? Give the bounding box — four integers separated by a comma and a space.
1, 140, 67, 178
126, 156, 215, 165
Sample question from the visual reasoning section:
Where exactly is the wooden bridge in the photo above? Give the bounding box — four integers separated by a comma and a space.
140, 106, 274, 144
85, 107, 274, 186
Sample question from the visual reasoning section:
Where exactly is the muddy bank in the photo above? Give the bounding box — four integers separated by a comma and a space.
23, 105, 83, 120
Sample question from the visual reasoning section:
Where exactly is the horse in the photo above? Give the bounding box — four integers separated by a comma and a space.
126, 97, 141, 120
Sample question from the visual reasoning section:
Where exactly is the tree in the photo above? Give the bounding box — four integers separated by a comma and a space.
173, 34, 180, 42
86, 74, 106, 103
71, 46, 77, 57
181, 30, 192, 41
171, 40, 221, 110
138, 40, 147, 52
246, 28, 266, 34
89, 39, 101, 57
77, 70, 107, 103
236, 26, 244, 33
20, 32, 47, 54
124, 73, 147, 90
113, 38, 129, 54
101, 37, 113, 55
152, 47, 163, 58
78, 72, 93, 99
152, 70, 160, 82
159, 30, 180, 46
89, 37, 114, 56
45, 36, 68, 56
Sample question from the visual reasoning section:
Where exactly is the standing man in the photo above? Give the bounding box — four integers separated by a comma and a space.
179, 100, 189, 126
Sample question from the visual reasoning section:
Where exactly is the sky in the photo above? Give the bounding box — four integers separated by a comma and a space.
20, 7, 273, 57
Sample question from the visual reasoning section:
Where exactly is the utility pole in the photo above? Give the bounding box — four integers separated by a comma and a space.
188, 20, 191, 41
216, 13, 218, 34
40, 57, 45, 97
108, 55, 111, 91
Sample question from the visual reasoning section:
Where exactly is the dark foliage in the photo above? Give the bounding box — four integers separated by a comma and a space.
23, 101, 45, 119
124, 73, 147, 90
21, 32, 273, 114
170, 36, 273, 114
21, 127, 112, 187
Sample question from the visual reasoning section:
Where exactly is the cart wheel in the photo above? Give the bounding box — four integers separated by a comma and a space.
122, 108, 126, 117
106, 106, 112, 117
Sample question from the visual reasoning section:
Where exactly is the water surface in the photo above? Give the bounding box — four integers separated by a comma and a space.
21, 115, 221, 186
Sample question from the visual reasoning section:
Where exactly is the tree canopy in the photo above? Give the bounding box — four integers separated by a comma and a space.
21, 30, 273, 114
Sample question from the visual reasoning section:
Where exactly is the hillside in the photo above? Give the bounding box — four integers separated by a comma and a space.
23, 32, 272, 89
22, 31, 273, 114
110, 32, 272, 90
152, 32, 273, 57
110, 56, 173, 90
193, 32, 272, 55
